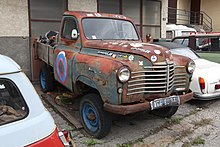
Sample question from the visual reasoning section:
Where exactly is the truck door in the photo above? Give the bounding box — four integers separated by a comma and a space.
54, 16, 81, 91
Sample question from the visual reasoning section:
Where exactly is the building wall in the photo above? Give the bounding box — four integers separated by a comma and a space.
177, 0, 190, 11
201, 0, 220, 32
0, 0, 31, 78
176, 0, 191, 24
0, 0, 29, 36
0, 37, 30, 75
161, 0, 168, 38
68, 0, 97, 12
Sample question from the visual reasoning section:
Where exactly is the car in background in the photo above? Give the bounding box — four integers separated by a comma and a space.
0, 54, 70, 146
171, 33, 220, 51
166, 24, 197, 40
153, 42, 220, 100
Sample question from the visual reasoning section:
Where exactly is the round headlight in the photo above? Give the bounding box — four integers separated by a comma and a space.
187, 60, 196, 74
117, 67, 131, 83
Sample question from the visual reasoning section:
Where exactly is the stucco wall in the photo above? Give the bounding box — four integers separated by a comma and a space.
0, 0, 30, 78
201, 0, 220, 32
0, 0, 29, 36
0, 37, 30, 78
161, 0, 168, 38
68, 0, 97, 12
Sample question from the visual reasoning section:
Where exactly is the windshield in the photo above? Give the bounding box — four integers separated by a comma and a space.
173, 38, 189, 46
82, 18, 139, 40
170, 47, 200, 60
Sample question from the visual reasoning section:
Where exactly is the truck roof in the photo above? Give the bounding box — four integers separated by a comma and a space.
0, 54, 21, 74
64, 11, 132, 21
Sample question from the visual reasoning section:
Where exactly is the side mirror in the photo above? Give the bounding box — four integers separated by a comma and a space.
71, 29, 78, 40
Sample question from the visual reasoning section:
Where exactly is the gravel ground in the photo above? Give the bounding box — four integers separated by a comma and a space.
34, 83, 220, 147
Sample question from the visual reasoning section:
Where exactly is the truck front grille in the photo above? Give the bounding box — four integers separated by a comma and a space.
127, 61, 187, 96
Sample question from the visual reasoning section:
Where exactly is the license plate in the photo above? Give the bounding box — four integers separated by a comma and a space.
150, 96, 180, 110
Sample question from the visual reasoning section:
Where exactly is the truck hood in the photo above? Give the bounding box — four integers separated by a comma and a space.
194, 58, 220, 83
84, 40, 173, 63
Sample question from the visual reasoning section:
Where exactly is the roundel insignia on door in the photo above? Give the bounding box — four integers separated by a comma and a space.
56, 51, 68, 84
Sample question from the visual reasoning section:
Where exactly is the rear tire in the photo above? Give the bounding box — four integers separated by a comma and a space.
39, 65, 54, 93
79, 93, 112, 139
151, 106, 178, 118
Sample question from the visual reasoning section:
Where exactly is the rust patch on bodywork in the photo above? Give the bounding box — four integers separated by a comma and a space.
83, 40, 173, 64
172, 54, 192, 66
104, 90, 194, 115
75, 53, 123, 74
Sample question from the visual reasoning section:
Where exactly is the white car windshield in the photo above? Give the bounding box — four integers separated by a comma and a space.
170, 47, 200, 60
82, 18, 139, 40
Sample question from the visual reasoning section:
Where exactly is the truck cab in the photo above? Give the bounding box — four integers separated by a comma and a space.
35, 11, 195, 139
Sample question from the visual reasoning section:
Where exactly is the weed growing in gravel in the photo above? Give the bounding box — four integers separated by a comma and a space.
179, 136, 205, 146
187, 110, 197, 116
182, 136, 205, 147
181, 142, 191, 147
116, 143, 131, 147
166, 116, 183, 125
173, 128, 193, 142
191, 136, 205, 145
193, 118, 212, 128
84, 139, 99, 146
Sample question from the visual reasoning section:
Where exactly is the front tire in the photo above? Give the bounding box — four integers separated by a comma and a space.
39, 65, 54, 93
151, 106, 178, 118
79, 93, 112, 139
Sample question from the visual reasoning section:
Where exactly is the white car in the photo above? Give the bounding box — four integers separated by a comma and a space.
0, 54, 69, 146
154, 42, 220, 100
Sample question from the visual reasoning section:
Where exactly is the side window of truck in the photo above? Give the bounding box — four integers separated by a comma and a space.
61, 17, 77, 40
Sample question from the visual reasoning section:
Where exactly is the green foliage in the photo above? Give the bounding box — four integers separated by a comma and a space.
193, 118, 212, 128
191, 136, 205, 145
181, 142, 191, 147
181, 136, 205, 147
174, 128, 193, 142
168, 116, 183, 125
116, 143, 131, 147
85, 139, 98, 146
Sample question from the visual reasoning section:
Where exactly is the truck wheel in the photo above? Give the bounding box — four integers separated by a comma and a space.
79, 93, 112, 139
39, 65, 54, 93
151, 106, 178, 118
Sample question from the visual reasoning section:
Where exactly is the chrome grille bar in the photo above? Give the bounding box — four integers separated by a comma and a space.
126, 61, 187, 96
128, 82, 167, 87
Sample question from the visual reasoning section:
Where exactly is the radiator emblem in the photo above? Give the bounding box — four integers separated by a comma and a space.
151, 55, 157, 62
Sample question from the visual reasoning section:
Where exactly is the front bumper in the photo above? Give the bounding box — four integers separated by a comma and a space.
194, 92, 220, 100
104, 90, 193, 115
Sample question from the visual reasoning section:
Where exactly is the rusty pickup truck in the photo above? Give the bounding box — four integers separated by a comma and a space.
34, 11, 195, 138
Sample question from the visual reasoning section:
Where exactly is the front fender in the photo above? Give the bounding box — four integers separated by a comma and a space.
73, 54, 123, 104
76, 76, 98, 90
172, 54, 192, 67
